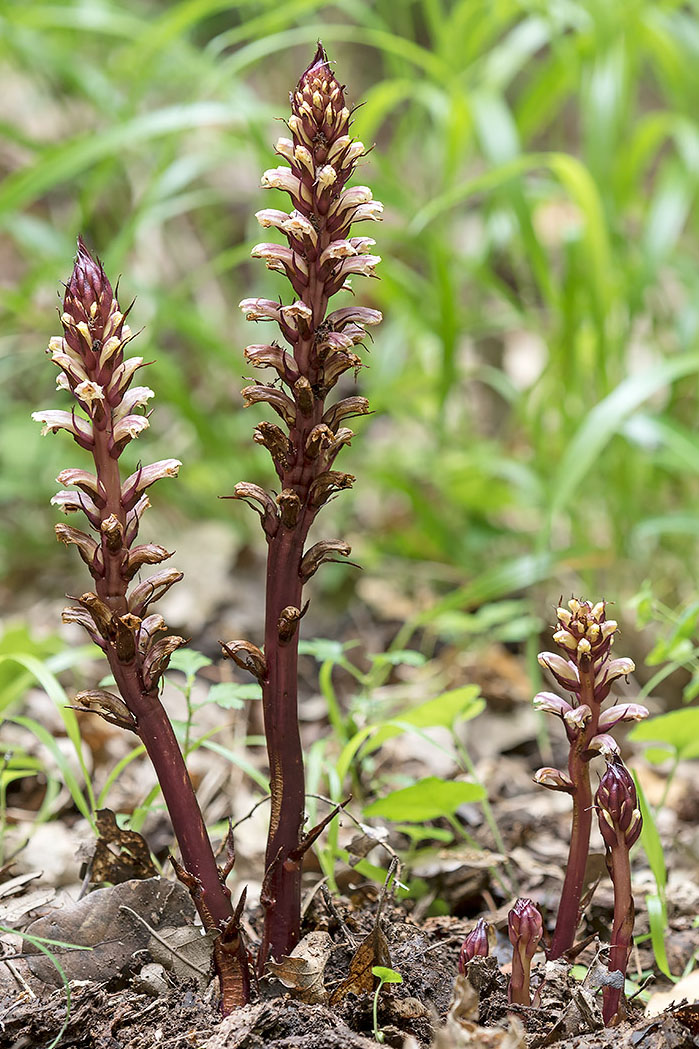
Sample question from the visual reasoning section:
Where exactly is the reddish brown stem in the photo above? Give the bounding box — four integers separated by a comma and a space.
602, 837, 634, 1025
549, 750, 592, 958
509, 950, 532, 1006
508, 898, 542, 1006
258, 521, 310, 967
549, 664, 599, 959
91, 402, 235, 939
111, 662, 233, 930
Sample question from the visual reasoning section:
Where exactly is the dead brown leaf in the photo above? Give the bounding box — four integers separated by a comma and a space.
147, 923, 216, 990
0, 886, 56, 927
86, 808, 157, 884
25, 877, 195, 985
268, 931, 333, 1004
432, 974, 526, 1048
647, 969, 699, 1015
329, 923, 391, 1004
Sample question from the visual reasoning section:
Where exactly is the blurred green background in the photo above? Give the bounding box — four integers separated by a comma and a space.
3, 0, 699, 650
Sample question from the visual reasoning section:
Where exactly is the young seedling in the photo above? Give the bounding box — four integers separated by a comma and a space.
221, 43, 382, 969
371, 965, 403, 1043
507, 898, 543, 1006
595, 756, 642, 1026
34, 240, 248, 1011
533, 599, 648, 958
458, 917, 490, 973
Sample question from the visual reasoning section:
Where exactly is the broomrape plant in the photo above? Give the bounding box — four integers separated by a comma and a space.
34, 43, 379, 1009
31, 42, 649, 1031
508, 898, 543, 1008
220, 42, 381, 970
533, 599, 648, 958
32, 240, 249, 1011
455, 600, 647, 1027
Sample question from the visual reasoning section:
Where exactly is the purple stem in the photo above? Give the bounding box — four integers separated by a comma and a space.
549, 663, 599, 959
602, 833, 634, 1025
258, 517, 310, 966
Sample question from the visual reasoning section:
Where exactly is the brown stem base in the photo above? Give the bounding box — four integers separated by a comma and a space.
602, 844, 634, 1026
111, 660, 243, 1009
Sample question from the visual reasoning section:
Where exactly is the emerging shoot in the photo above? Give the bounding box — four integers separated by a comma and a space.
508, 898, 543, 1006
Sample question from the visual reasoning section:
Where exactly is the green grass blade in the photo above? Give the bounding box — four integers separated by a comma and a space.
548, 354, 699, 524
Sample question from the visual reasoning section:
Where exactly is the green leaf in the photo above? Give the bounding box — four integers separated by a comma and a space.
198, 740, 269, 792
646, 893, 673, 980
643, 747, 675, 766
298, 638, 358, 663
7, 713, 93, 825
0, 653, 95, 817
633, 773, 667, 896
372, 966, 403, 985
630, 708, 699, 761
370, 649, 427, 668
0, 103, 244, 215
365, 686, 484, 753
168, 649, 212, 679
336, 725, 378, 785
197, 681, 258, 709
363, 777, 485, 822
392, 824, 454, 843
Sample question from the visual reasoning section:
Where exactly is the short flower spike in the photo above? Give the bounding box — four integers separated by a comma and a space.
532, 599, 648, 958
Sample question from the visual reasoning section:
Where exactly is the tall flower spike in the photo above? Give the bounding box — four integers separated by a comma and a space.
595, 757, 642, 1026
36, 240, 246, 1012
533, 599, 648, 959
223, 44, 382, 971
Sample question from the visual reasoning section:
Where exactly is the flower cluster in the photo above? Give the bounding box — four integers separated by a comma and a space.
534, 599, 648, 791
33, 238, 184, 720
234, 42, 382, 518
596, 756, 642, 850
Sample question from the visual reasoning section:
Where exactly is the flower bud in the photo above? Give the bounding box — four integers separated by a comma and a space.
458, 918, 489, 973
508, 898, 543, 1006
508, 898, 543, 960
537, 651, 580, 691
533, 692, 573, 718
598, 703, 649, 731
553, 628, 578, 651
595, 757, 642, 849
533, 767, 574, 792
